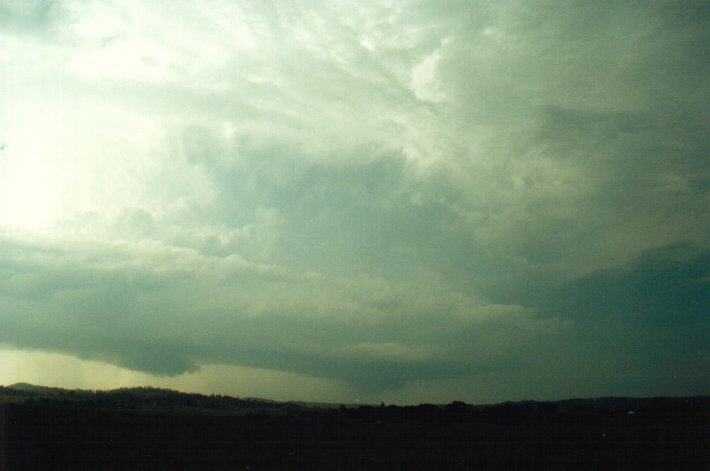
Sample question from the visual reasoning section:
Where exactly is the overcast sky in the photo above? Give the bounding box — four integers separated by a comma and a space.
0, 0, 707, 404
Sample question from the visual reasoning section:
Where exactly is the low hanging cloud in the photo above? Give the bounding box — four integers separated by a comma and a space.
0, 230, 559, 391
0, 0, 707, 399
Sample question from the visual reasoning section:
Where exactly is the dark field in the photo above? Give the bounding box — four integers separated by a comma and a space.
1, 393, 708, 470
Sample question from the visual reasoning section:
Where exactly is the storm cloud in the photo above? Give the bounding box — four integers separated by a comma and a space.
0, 0, 707, 402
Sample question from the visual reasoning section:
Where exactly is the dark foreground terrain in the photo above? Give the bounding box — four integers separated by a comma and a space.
1, 385, 708, 470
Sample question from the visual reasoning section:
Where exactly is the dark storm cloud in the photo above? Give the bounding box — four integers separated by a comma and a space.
529, 243, 710, 394
545, 243, 709, 325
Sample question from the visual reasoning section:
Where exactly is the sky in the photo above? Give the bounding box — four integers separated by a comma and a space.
0, 0, 708, 404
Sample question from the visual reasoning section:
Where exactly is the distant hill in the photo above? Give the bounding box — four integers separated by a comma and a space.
0, 383, 308, 415
6, 383, 67, 394
2, 382, 708, 417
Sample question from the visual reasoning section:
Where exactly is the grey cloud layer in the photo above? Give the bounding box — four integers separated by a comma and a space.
0, 233, 554, 389
0, 0, 707, 397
